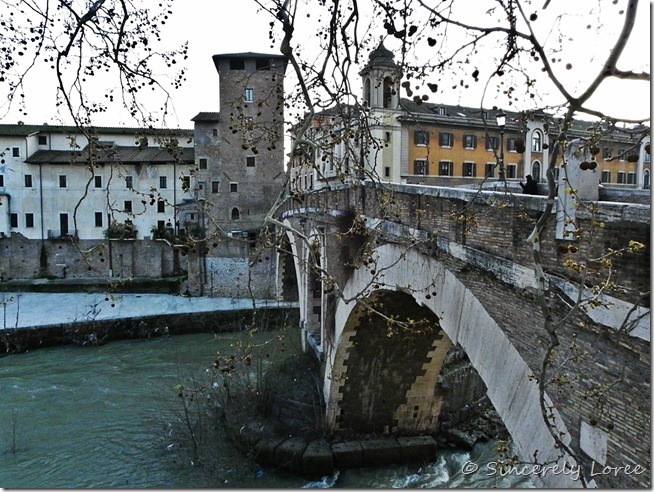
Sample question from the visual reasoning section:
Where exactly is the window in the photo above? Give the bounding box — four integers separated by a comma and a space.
38, 135, 47, 145
95, 212, 103, 227
229, 58, 245, 70
436, 107, 446, 116
532, 131, 542, 152
507, 138, 517, 152
414, 130, 429, 146
124, 200, 133, 213
230, 182, 238, 193
644, 152, 651, 163
244, 88, 254, 102
157, 200, 165, 213
0, 175, 3, 187
463, 134, 477, 149
383, 76, 394, 108
25, 213, 34, 228
24, 175, 33, 188
531, 161, 541, 182
385, 132, 391, 143
438, 160, 453, 176
256, 58, 270, 70
159, 176, 167, 189
602, 147, 611, 159
60, 213, 69, 236
59, 175, 67, 188
125, 176, 133, 189
414, 159, 429, 176
463, 162, 477, 177
94, 176, 102, 188
601, 170, 611, 184
618, 148, 626, 161
486, 136, 498, 151
507, 164, 517, 179
627, 172, 636, 184
199, 158, 208, 170
12, 147, 19, 157
211, 181, 219, 193
617, 172, 626, 184
384, 166, 391, 178
231, 207, 240, 221
485, 163, 496, 178
212, 128, 218, 137
644, 170, 650, 190
439, 132, 454, 148
246, 156, 256, 167
10, 213, 17, 228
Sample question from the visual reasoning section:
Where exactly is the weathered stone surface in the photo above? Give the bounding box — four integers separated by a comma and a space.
332, 441, 363, 468
253, 436, 286, 466
275, 437, 308, 473
302, 439, 334, 476
440, 428, 477, 450
397, 436, 438, 463
360, 438, 401, 467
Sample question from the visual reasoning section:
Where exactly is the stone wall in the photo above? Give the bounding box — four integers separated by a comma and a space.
0, 234, 180, 281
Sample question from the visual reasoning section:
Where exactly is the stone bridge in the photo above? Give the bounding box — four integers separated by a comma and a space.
274, 180, 650, 488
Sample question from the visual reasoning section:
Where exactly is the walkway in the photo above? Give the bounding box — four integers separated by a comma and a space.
0, 292, 298, 330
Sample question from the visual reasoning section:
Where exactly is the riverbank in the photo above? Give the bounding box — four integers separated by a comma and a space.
0, 292, 298, 354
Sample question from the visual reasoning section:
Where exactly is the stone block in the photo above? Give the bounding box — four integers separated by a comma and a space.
302, 439, 334, 476
332, 440, 363, 468
253, 436, 286, 466
275, 437, 308, 473
360, 438, 401, 467
397, 435, 438, 463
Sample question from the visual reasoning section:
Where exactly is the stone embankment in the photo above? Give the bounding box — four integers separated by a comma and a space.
231, 420, 442, 476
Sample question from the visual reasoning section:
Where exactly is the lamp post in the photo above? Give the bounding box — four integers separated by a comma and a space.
496, 110, 506, 182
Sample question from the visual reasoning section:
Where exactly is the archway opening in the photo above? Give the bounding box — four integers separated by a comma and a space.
332, 290, 465, 436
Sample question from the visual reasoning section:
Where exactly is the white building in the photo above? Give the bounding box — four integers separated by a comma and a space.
0, 124, 194, 240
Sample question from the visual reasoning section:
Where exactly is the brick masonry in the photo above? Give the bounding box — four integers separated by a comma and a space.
281, 182, 650, 488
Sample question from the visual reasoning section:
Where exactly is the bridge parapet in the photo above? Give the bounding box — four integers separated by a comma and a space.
280, 181, 649, 303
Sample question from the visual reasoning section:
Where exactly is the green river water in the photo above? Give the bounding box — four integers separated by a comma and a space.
0, 329, 533, 488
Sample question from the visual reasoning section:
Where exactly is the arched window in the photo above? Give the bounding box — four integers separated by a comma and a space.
644, 169, 650, 190
231, 207, 240, 221
531, 161, 541, 182
532, 130, 542, 152
383, 76, 394, 108
364, 78, 371, 106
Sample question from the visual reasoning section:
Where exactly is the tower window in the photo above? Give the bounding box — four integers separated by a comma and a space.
244, 88, 254, 102
229, 58, 245, 70
383, 77, 394, 108
199, 158, 208, 170
246, 156, 256, 167
231, 207, 240, 221
256, 58, 270, 70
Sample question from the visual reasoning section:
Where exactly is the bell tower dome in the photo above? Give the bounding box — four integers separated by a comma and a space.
360, 40, 401, 110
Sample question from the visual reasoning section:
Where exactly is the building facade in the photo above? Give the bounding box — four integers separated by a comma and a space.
0, 125, 194, 241
292, 43, 650, 194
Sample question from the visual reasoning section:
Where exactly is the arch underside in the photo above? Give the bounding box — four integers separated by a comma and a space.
328, 243, 581, 488
330, 290, 452, 436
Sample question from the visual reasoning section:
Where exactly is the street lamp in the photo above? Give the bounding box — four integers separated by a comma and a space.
496, 110, 506, 182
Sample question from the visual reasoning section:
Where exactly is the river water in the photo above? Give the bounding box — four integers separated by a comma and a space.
1, 330, 533, 488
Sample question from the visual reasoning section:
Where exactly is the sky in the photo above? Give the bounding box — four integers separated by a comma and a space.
0, 0, 650, 129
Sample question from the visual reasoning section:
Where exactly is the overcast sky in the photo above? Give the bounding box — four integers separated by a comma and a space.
1, 0, 650, 129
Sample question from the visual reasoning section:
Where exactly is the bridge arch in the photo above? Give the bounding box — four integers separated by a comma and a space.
326, 243, 580, 488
